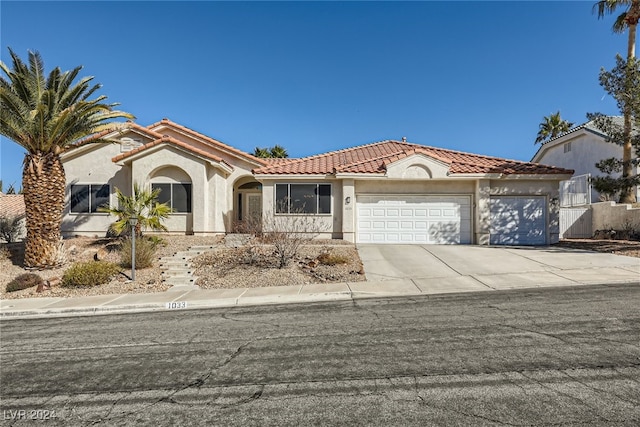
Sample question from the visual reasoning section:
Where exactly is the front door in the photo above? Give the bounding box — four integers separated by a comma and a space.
247, 194, 262, 222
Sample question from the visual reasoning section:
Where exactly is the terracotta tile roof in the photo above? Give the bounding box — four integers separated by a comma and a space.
253, 140, 574, 176
68, 121, 161, 151
111, 135, 232, 168
147, 118, 267, 166
0, 193, 26, 218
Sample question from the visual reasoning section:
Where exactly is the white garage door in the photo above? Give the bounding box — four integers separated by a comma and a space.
357, 195, 472, 244
490, 196, 546, 245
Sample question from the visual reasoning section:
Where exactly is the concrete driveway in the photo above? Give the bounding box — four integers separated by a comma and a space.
357, 244, 640, 294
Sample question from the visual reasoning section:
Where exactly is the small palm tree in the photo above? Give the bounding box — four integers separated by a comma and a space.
99, 183, 172, 237
0, 48, 134, 268
535, 111, 573, 144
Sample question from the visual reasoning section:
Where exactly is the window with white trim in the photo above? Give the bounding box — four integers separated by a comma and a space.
70, 184, 109, 213
152, 183, 192, 213
564, 142, 571, 153
275, 183, 331, 214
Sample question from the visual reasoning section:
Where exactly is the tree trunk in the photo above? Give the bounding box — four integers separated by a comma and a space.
620, 8, 639, 203
22, 153, 66, 268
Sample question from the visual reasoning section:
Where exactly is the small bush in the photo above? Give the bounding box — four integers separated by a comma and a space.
0, 215, 24, 243
6, 273, 44, 293
317, 251, 350, 266
62, 261, 120, 288
119, 237, 158, 269
147, 235, 167, 248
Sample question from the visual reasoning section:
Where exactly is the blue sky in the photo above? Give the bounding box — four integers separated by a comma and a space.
0, 1, 628, 190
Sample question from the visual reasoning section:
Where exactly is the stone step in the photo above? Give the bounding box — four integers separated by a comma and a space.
162, 269, 193, 277
163, 276, 196, 285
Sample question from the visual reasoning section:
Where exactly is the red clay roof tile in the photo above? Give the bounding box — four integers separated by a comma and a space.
253, 140, 573, 176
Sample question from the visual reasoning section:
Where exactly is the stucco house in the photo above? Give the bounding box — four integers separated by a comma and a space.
531, 117, 640, 203
61, 119, 573, 246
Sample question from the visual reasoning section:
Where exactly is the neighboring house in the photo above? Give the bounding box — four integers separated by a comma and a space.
531, 117, 640, 203
0, 192, 26, 241
61, 119, 573, 245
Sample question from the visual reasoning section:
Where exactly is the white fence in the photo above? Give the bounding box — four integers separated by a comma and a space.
559, 174, 591, 207
560, 207, 592, 239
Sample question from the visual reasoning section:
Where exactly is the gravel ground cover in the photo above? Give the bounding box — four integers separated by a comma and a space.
0, 235, 364, 300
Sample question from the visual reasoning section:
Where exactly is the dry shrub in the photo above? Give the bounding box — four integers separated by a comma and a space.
119, 237, 158, 269
62, 261, 120, 288
6, 273, 44, 292
317, 250, 350, 266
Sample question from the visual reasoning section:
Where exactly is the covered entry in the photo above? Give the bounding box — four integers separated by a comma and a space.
356, 195, 472, 244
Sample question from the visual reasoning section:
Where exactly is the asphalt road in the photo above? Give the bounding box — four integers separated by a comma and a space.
1, 284, 639, 426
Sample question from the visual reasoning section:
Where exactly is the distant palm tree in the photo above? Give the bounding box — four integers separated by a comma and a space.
253, 145, 289, 158
594, 0, 640, 203
269, 144, 289, 158
535, 111, 573, 144
0, 48, 134, 268
99, 183, 172, 237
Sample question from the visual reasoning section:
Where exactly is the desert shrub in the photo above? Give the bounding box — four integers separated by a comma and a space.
6, 273, 44, 293
62, 261, 120, 288
146, 235, 167, 247
118, 237, 158, 269
317, 251, 350, 266
0, 215, 24, 243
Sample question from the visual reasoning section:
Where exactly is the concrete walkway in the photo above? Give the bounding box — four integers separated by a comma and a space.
1, 245, 638, 319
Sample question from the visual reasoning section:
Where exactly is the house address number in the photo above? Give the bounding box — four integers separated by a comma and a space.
165, 301, 188, 309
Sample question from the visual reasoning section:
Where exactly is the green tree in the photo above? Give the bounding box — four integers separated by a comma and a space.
589, 55, 640, 200
535, 111, 573, 144
0, 49, 133, 268
253, 145, 289, 158
99, 183, 172, 237
594, 0, 640, 202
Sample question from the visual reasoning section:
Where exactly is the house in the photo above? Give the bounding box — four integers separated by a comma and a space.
531, 117, 640, 203
0, 192, 26, 241
61, 119, 573, 245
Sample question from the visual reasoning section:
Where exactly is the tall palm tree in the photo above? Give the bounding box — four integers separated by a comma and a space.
535, 111, 573, 144
0, 49, 134, 268
594, 0, 640, 202
99, 183, 172, 237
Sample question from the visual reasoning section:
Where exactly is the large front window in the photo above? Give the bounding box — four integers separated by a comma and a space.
152, 183, 192, 213
70, 184, 109, 213
275, 183, 331, 214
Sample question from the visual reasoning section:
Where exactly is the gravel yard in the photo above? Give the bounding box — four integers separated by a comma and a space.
0, 235, 364, 300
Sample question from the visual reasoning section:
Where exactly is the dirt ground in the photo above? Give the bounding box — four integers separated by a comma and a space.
554, 239, 640, 259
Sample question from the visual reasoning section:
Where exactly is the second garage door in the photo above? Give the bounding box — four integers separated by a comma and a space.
357, 195, 472, 244
489, 196, 547, 245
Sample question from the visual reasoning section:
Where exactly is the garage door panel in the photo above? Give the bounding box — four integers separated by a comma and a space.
490, 197, 546, 245
357, 195, 471, 244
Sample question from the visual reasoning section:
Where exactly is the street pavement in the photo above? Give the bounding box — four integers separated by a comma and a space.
1, 245, 638, 319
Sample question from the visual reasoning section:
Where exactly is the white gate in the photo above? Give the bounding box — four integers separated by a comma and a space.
560, 174, 591, 207
560, 207, 592, 239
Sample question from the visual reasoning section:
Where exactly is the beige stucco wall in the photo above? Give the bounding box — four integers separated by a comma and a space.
61, 143, 130, 237
591, 201, 640, 231
259, 179, 341, 239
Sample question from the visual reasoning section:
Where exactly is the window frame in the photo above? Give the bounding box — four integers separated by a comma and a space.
151, 182, 192, 213
69, 183, 110, 214
274, 183, 332, 215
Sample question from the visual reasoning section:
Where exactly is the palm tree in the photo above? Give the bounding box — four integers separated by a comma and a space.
594, 0, 640, 202
535, 111, 573, 144
269, 144, 289, 158
0, 48, 134, 268
253, 145, 289, 158
99, 183, 172, 237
